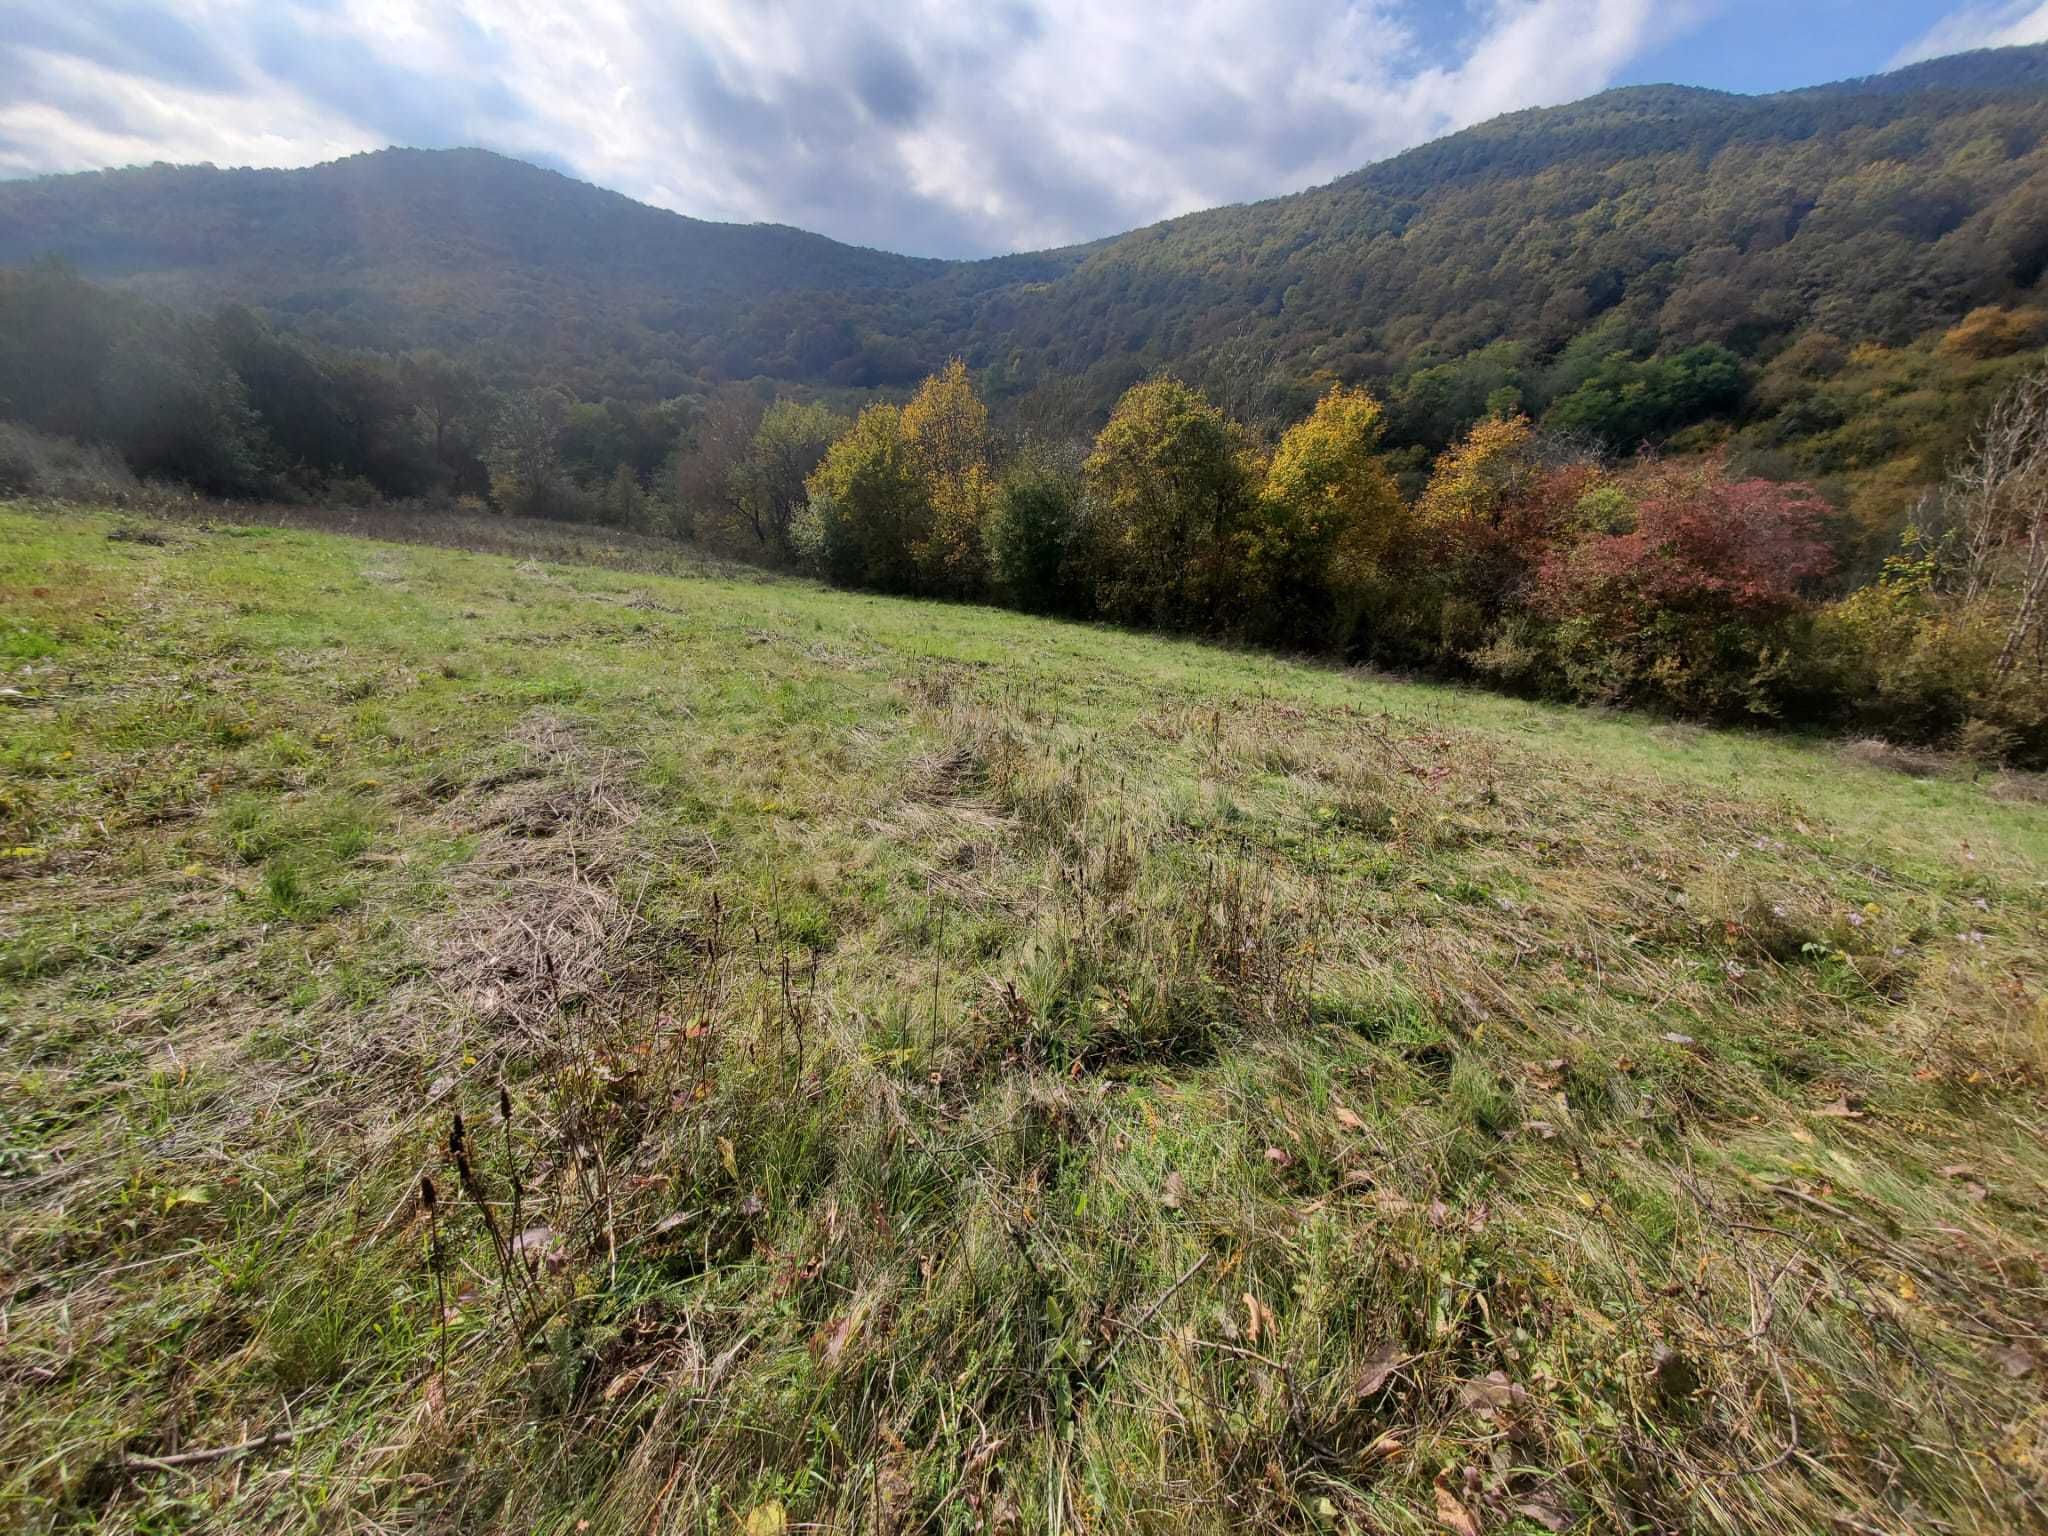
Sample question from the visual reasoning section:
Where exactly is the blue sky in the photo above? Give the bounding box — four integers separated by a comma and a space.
0, 2, 2034, 257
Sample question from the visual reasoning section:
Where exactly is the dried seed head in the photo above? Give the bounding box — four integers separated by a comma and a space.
420, 1174, 438, 1213
449, 1112, 466, 1157
499, 1084, 513, 1123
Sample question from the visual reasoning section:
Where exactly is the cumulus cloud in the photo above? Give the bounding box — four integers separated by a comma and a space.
1896, 2, 2048, 65
0, 0, 1742, 255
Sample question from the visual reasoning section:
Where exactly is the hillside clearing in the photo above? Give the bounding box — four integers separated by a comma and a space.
2, 503, 2045, 1534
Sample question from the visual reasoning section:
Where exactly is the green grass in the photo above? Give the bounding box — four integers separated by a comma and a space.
2, 501, 2045, 1535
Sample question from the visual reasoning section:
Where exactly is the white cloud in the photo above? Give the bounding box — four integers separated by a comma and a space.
0, 47, 378, 178
1895, 2, 2048, 65
0, 0, 1717, 255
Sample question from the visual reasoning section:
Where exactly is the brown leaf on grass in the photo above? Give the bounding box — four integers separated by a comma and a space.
1332, 1103, 1366, 1132
816, 1311, 860, 1368
1460, 1370, 1525, 1415
1353, 1344, 1406, 1397
1363, 1431, 1404, 1462
1433, 1476, 1482, 1536
1242, 1292, 1276, 1346
1995, 1344, 2035, 1378
1938, 1164, 1989, 1201
1516, 1492, 1572, 1531
1526, 1058, 1566, 1090
1814, 1096, 1865, 1119
603, 1364, 653, 1402
1263, 1145, 1292, 1169
1659, 1032, 1696, 1047
1162, 1170, 1186, 1210
510, 1225, 565, 1274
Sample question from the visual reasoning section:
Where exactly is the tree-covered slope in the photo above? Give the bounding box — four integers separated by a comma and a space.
0, 148, 1083, 398
973, 51, 2048, 422
3, 47, 2048, 449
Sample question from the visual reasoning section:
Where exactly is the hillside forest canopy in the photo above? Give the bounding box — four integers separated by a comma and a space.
6, 47, 2048, 758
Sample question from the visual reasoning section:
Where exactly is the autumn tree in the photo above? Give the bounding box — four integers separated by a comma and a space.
901, 359, 995, 597
730, 399, 843, 560
1535, 467, 1837, 717
1255, 383, 1408, 647
1941, 363, 2048, 676
801, 403, 932, 592
1080, 378, 1260, 629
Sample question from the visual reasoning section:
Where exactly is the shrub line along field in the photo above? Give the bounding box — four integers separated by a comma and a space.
1, 502, 2045, 1534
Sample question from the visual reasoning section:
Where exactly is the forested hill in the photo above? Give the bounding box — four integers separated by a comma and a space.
0, 148, 1087, 398
5, 45, 2048, 450
991, 47, 2048, 429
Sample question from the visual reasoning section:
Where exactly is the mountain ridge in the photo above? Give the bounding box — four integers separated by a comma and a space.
10, 41, 2048, 271
4, 44, 2048, 424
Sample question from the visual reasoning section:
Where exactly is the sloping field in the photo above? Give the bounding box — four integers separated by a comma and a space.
2, 504, 2045, 1534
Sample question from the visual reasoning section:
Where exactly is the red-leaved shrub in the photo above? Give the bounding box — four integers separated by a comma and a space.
1534, 469, 1837, 718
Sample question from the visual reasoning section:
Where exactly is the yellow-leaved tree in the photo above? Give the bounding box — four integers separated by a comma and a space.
1257, 383, 1408, 648
801, 403, 930, 593
901, 359, 994, 597
1081, 377, 1261, 630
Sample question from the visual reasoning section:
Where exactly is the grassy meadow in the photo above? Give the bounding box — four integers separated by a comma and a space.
2, 501, 2045, 1534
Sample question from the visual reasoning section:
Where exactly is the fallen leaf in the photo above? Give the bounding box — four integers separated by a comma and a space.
603, 1365, 652, 1402
1263, 1145, 1292, 1169
743, 1501, 787, 1536
1242, 1291, 1275, 1346
718, 1136, 738, 1177
1815, 1097, 1865, 1119
426, 1073, 455, 1102
817, 1312, 860, 1368
651, 1209, 695, 1239
1994, 1345, 2035, 1378
1433, 1477, 1481, 1536
511, 1225, 564, 1274
1516, 1492, 1572, 1531
1161, 1170, 1186, 1210
1460, 1370, 1524, 1415
1332, 1103, 1366, 1132
1363, 1431, 1404, 1462
1353, 1344, 1405, 1397
1659, 1032, 1696, 1047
